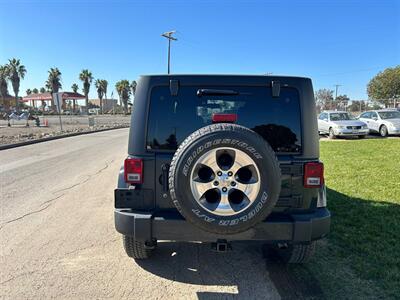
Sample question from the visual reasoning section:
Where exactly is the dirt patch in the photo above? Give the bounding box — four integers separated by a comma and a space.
0, 115, 130, 146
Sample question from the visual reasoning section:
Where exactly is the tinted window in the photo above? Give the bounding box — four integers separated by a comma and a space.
370, 112, 378, 119
147, 86, 302, 153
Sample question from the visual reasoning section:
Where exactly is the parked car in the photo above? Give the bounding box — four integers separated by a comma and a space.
114, 75, 330, 264
358, 110, 400, 137
318, 111, 368, 139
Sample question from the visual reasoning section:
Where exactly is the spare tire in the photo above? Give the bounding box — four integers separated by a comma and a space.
169, 123, 281, 234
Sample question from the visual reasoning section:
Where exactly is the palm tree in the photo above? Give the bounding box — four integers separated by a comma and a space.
101, 79, 108, 100
71, 83, 79, 113
71, 83, 78, 93
32, 88, 39, 94
0, 65, 9, 106
7, 58, 27, 110
46, 67, 62, 109
26, 89, 32, 95
95, 79, 104, 114
46, 68, 62, 93
79, 69, 93, 112
39, 87, 46, 93
101, 80, 109, 113
115, 80, 131, 114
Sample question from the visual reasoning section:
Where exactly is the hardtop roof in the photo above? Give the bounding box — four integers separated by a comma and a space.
139, 74, 312, 86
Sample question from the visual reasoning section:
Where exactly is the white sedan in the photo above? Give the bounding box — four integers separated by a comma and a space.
358, 110, 400, 137
318, 111, 369, 139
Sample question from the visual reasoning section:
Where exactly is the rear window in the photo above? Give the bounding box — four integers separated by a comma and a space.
146, 86, 302, 153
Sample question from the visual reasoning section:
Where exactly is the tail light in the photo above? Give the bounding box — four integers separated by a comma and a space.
304, 162, 324, 188
124, 158, 143, 184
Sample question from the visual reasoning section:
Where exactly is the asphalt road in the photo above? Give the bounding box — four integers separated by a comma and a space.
0, 128, 321, 299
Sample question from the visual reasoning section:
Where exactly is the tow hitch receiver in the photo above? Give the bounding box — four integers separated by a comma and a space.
212, 239, 231, 252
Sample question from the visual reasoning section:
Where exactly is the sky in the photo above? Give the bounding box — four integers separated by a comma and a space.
0, 0, 399, 100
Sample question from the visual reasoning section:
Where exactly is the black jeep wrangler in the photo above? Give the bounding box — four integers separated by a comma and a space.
115, 75, 330, 263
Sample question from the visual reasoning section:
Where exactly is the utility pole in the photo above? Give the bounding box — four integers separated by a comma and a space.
334, 84, 341, 99
161, 30, 177, 74
333, 84, 341, 110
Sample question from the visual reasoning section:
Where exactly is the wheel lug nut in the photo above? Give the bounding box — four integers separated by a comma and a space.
213, 181, 219, 186
222, 187, 228, 192
217, 171, 222, 176
228, 171, 233, 176
230, 181, 236, 186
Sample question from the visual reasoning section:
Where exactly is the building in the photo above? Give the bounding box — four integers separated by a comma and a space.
89, 98, 118, 112
22, 92, 85, 111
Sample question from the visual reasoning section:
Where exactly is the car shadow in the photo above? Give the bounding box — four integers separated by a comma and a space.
134, 188, 399, 299
135, 240, 325, 299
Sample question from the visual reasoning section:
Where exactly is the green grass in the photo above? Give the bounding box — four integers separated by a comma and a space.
289, 138, 400, 299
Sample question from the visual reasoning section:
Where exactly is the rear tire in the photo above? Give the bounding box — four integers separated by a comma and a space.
380, 125, 388, 137
358, 135, 366, 139
123, 235, 155, 259
328, 128, 336, 139
273, 242, 316, 264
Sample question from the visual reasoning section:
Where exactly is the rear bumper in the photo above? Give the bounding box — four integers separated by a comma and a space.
114, 208, 330, 243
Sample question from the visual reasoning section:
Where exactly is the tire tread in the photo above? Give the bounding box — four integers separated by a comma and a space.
123, 235, 153, 259
169, 123, 281, 234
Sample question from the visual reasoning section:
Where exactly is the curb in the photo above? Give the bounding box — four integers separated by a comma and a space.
0, 126, 129, 151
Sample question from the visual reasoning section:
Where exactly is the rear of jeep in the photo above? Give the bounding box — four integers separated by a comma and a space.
115, 75, 330, 263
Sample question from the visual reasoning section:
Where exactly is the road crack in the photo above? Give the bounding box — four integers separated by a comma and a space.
52, 159, 114, 195
0, 160, 114, 231
0, 201, 54, 230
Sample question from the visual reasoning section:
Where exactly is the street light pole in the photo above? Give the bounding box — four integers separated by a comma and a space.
161, 31, 177, 74
333, 84, 341, 110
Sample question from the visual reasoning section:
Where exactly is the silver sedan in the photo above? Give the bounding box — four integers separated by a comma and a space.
318, 111, 369, 139
358, 110, 400, 137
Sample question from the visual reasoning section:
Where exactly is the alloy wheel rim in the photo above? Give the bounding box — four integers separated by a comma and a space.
189, 147, 261, 216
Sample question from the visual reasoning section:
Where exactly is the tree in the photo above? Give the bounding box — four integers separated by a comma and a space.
101, 80, 109, 113
315, 89, 334, 111
0, 65, 9, 105
71, 83, 79, 93
71, 83, 79, 112
95, 79, 105, 114
367, 66, 400, 107
115, 80, 131, 114
7, 58, 27, 110
335, 94, 350, 110
79, 69, 93, 111
46, 68, 62, 93
46, 67, 62, 108
32, 88, 39, 94
348, 100, 367, 113
39, 87, 46, 93
101, 79, 108, 100
26, 88, 32, 95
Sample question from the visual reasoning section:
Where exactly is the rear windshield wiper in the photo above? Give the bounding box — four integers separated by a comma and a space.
197, 89, 239, 97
